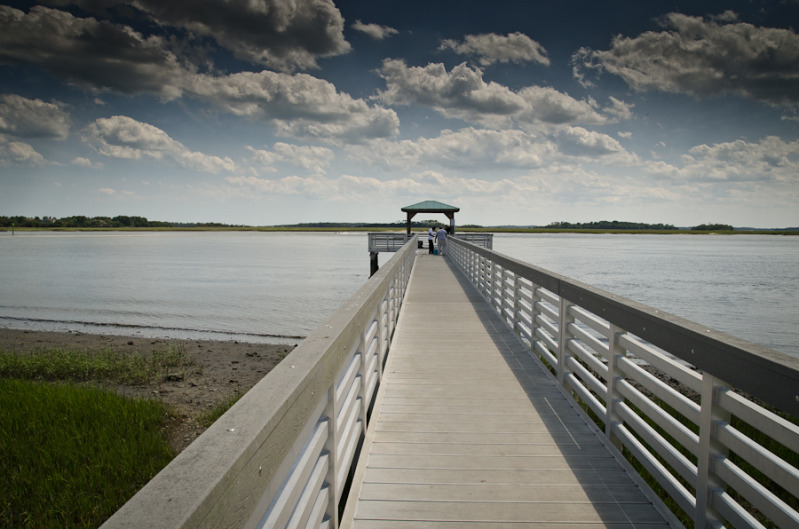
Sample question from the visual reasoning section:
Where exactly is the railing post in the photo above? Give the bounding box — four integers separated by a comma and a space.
557, 296, 574, 384
512, 274, 523, 337
695, 373, 730, 529
324, 386, 340, 527
605, 325, 624, 449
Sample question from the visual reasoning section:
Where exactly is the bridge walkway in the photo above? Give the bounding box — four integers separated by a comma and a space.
341, 251, 672, 528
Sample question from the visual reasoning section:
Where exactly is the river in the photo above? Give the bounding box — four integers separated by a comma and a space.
1, 231, 796, 357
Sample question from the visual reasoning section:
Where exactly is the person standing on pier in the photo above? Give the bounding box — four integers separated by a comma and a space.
428, 226, 435, 254
436, 226, 447, 256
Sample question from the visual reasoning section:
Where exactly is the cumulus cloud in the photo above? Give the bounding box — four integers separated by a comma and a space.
516, 86, 609, 125
377, 60, 526, 121
553, 126, 631, 158
348, 126, 632, 172
42, 0, 351, 71
376, 59, 626, 127
0, 6, 188, 99
224, 170, 525, 202
248, 142, 335, 174
440, 32, 550, 66
0, 140, 46, 165
130, 0, 351, 71
0, 5, 393, 144
352, 20, 398, 40
677, 136, 799, 182
84, 115, 236, 173
0, 94, 70, 140
71, 156, 104, 169
189, 71, 398, 142
573, 12, 799, 106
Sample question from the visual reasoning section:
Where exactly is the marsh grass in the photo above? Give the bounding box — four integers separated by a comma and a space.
0, 344, 198, 528
0, 378, 174, 528
0, 344, 195, 384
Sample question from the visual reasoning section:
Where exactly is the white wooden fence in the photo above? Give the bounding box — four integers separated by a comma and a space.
448, 237, 799, 529
101, 238, 417, 529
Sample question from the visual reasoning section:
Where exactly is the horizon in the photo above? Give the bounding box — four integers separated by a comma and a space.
1, 1, 798, 229
3, 214, 796, 231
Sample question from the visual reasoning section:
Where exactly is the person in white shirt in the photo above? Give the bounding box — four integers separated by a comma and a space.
427, 227, 435, 254
435, 227, 447, 256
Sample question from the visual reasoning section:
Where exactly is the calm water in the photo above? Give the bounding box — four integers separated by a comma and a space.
0, 232, 370, 344
0, 231, 796, 357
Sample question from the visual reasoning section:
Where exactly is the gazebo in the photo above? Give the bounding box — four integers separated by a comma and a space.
401, 200, 460, 235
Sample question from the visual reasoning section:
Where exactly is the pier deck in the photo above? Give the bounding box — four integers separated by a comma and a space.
341, 252, 671, 528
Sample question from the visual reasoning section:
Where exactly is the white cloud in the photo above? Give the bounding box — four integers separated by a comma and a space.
0, 6, 393, 144
516, 86, 609, 125
678, 136, 799, 182
248, 142, 335, 175
573, 12, 799, 106
84, 115, 236, 173
131, 0, 351, 71
0, 140, 46, 165
377, 60, 526, 124
377, 59, 626, 127
440, 32, 550, 66
352, 20, 398, 40
0, 94, 70, 140
189, 70, 399, 143
348, 126, 633, 171
71, 157, 104, 169
553, 126, 633, 159
0, 6, 188, 99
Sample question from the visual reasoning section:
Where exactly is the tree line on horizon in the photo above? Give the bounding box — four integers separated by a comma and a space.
0, 215, 744, 232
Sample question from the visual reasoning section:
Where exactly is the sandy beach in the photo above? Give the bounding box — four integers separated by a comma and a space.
0, 328, 296, 452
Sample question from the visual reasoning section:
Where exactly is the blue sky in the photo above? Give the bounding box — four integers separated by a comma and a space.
1, 0, 798, 227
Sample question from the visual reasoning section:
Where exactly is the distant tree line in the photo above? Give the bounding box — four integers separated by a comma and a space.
277, 220, 469, 228
0, 216, 744, 232
547, 220, 678, 230
1, 215, 173, 228
691, 223, 734, 231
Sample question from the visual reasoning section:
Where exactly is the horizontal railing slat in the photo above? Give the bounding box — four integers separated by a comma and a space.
448, 237, 799, 529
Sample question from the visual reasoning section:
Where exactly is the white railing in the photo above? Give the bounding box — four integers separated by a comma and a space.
455, 232, 493, 249
101, 238, 418, 529
449, 237, 799, 529
368, 232, 494, 253
367, 232, 413, 253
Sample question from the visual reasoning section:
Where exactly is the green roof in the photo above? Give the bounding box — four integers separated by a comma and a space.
401, 200, 460, 213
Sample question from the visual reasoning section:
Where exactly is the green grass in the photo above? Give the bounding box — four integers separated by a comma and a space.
0, 378, 174, 528
0, 344, 195, 384
0, 344, 202, 527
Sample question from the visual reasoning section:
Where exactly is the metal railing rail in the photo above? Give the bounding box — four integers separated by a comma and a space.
367, 232, 412, 253
101, 238, 418, 529
448, 237, 799, 529
455, 232, 493, 249
368, 232, 494, 253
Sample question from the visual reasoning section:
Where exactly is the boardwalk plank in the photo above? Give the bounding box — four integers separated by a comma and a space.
340, 252, 671, 528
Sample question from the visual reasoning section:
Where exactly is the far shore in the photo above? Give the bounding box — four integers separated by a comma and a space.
3, 226, 797, 235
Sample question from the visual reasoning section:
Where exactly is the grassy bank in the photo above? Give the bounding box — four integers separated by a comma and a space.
1, 379, 173, 528
0, 345, 196, 528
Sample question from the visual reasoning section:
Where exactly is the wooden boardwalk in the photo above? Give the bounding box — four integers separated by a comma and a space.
341, 252, 672, 528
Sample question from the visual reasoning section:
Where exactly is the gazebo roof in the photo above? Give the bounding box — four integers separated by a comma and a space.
401, 200, 460, 213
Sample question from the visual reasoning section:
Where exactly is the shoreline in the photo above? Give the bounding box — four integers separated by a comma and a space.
0, 327, 296, 452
